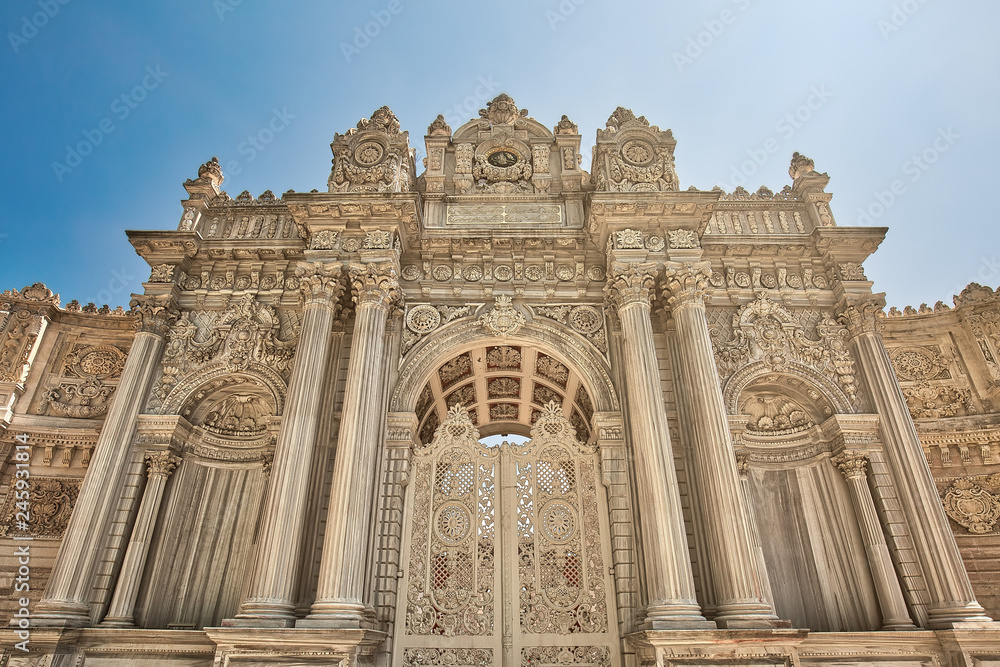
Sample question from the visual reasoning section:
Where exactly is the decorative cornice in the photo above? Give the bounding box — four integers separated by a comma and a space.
604, 261, 657, 310
129, 294, 178, 337
660, 261, 712, 309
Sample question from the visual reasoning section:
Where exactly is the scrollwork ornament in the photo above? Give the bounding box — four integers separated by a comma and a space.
942, 477, 1000, 534
145, 450, 182, 478
479, 295, 525, 337
604, 262, 657, 310
661, 261, 712, 309
349, 261, 403, 311
129, 295, 178, 337
295, 262, 347, 309
837, 295, 887, 339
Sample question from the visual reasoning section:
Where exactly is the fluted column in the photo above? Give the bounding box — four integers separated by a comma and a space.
101, 450, 182, 627
830, 450, 915, 630
232, 263, 346, 626
838, 296, 995, 628
605, 262, 710, 628
662, 262, 779, 627
302, 261, 402, 627
733, 453, 775, 610
33, 295, 176, 627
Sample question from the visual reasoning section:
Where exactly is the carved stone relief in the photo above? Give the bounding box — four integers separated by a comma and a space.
940, 475, 1000, 534
0, 476, 80, 538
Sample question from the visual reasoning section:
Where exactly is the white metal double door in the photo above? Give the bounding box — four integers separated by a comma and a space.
394, 413, 620, 667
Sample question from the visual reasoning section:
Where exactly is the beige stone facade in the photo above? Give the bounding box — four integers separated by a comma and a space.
2, 95, 1000, 665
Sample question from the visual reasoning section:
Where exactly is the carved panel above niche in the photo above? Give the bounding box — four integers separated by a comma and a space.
424, 201, 583, 230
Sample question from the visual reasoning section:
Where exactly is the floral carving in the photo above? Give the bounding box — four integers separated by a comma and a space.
38, 378, 115, 419
349, 262, 403, 310
593, 107, 677, 192
831, 450, 869, 480
661, 261, 712, 309
0, 308, 42, 383
479, 295, 525, 337
888, 346, 950, 382
328, 106, 412, 193
438, 353, 473, 390
1, 477, 80, 538
129, 294, 178, 337
604, 262, 656, 310
711, 293, 858, 403
149, 264, 176, 283
667, 229, 698, 249
901, 383, 974, 419
479, 93, 528, 126
941, 476, 1000, 534
486, 345, 521, 370
742, 394, 814, 435
837, 295, 886, 339
145, 450, 182, 477
615, 229, 644, 249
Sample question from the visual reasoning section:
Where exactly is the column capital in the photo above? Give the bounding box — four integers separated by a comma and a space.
295, 262, 347, 309
604, 261, 658, 310
836, 294, 886, 340
831, 449, 869, 479
144, 450, 182, 478
660, 260, 712, 310
129, 295, 178, 337
735, 452, 750, 478
349, 261, 403, 311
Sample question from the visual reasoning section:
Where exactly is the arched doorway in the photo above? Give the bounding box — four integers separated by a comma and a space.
392, 401, 620, 667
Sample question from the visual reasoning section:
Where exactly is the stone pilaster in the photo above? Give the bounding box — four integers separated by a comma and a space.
830, 450, 915, 630
101, 450, 182, 627
302, 260, 402, 627
604, 261, 710, 628
33, 295, 176, 627
231, 262, 346, 626
662, 261, 779, 627
733, 452, 775, 612
838, 294, 995, 628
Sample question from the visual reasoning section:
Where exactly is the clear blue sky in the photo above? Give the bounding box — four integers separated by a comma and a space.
1, 1, 997, 310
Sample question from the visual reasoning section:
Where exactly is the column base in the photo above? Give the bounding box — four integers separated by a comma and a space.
29, 601, 92, 628
98, 616, 135, 628
645, 602, 717, 630
881, 621, 918, 630
298, 600, 371, 628
927, 602, 998, 629
713, 601, 788, 629
224, 600, 298, 628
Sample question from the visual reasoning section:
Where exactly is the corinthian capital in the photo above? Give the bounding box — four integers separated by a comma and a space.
349, 262, 403, 311
145, 450, 182, 478
296, 262, 347, 309
830, 450, 869, 479
129, 295, 178, 337
660, 261, 712, 309
836, 294, 886, 340
604, 262, 658, 310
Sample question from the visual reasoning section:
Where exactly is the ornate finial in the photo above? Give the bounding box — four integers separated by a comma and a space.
197, 156, 223, 184
605, 106, 648, 132
479, 294, 526, 337
788, 152, 815, 180
479, 93, 528, 125
421, 403, 482, 451
427, 114, 451, 137
357, 105, 401, 136
553, 115, 578, 135
529, 400, 578, 444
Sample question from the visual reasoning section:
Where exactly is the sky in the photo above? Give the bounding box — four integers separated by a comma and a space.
1, 1, 998, 310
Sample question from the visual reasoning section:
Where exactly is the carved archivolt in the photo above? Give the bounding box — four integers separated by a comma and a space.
941, 475, 1000, 534
711, 293, 858, 405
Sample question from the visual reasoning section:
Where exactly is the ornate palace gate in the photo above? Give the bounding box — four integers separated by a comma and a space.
393, 402, 621, 667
